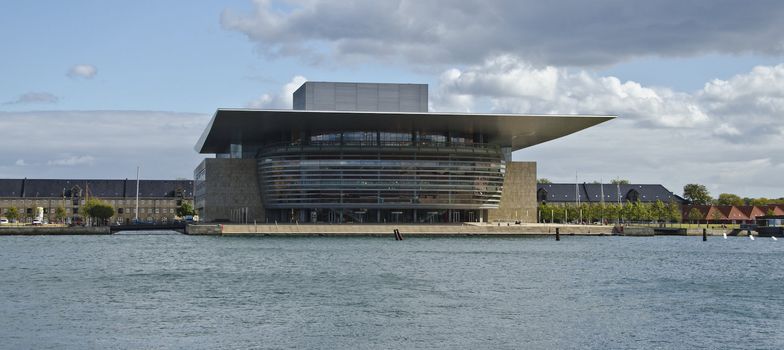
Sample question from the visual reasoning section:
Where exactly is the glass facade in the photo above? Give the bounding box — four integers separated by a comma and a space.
256, 130, 505, 223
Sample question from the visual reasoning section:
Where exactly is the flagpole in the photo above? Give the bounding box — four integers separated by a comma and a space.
135, 166, 140, 223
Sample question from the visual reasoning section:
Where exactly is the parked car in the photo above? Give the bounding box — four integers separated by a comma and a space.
0, 218, 9, 225
32, 219, 43, 226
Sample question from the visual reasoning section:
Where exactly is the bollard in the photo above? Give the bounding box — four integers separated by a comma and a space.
703, 228, 707, 241
556, 227, 560, 241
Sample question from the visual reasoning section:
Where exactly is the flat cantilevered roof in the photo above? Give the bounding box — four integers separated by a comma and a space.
195, 109, 614, 153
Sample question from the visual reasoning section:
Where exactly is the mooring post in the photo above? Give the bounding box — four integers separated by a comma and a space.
703, 228, 707, 241
556, 227, 560, 241
393, 228, 403, 241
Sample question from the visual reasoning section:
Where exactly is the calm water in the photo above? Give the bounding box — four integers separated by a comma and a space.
1, 233, 782, 349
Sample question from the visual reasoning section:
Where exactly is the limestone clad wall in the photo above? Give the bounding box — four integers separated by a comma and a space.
488, 161, 537, 223
196, 158, 265, 223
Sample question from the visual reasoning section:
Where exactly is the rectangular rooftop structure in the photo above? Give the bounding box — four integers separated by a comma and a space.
293, 82, 428, 112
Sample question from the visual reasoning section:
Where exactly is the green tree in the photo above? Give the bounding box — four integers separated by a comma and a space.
653, 200, 667, 223
92, 204, 115, 225
687, 207, 704, 225
539, 203, 563, 223
629, 201, 642, 221
537, 178, 552, 184
611, 178, 630, 185
668, 200, 682, 224
594, 203, 606, 223
750, 197, 769, 206
6, 206, 19, 223
717, 193, 744, 206
176, 201, 196, 217
620, 203, 634, 223
563, 204, 575, 223
80, 198, 115, 226
583, 203, 596, 223
605, 203, 620, 224
683, 184, 712, 205
766, 208, 776, 216
642, 202, 655, 221
55, 206, 67, 223
551, 205, 565, 223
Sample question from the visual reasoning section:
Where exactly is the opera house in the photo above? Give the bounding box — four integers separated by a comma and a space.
194, 82, 612, 224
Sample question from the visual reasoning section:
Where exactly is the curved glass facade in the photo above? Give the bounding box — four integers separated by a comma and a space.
257, 133, 505, 223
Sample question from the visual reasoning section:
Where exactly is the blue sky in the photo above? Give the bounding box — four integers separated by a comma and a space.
0, 0, 428, 112
2, 1, 783, 198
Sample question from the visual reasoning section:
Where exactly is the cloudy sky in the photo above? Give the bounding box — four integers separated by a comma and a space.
2, 0, 783, 198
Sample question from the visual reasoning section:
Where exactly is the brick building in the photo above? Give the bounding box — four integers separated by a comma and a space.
0, 178, 193, 224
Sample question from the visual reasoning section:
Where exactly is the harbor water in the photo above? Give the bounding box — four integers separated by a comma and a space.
1, 234, 782, 349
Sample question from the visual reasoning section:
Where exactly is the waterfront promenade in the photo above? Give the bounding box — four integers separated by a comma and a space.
214, 223, 612, 236
0, 223, 738, 237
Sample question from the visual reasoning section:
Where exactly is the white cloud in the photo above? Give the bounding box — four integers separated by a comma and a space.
432, 55, 709, 129
4, 92, 59, 105
15, 159, 27, 166
247, 75, 307, 108
67, 64, 97, 79
713, 123, 741, 136
47, 155, 95, 166
221, 0, 784, 67
0, 111, 210, 180
431, 58, 784, 198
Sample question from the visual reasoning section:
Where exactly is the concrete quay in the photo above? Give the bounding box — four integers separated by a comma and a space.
213, 223, 614, 237
0, 226, 110, 235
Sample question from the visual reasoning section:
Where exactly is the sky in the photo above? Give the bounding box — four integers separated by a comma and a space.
1, 0, 783, 199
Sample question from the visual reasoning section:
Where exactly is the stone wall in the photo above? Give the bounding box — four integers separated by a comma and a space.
185, 224, 223, 235
220, 223, 612, 236
0, 226, 110, 235
196, 158, 265, 223
488, 161, 537, 223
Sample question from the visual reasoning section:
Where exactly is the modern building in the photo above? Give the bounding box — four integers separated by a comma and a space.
0, 178, 193, 224
537, 183, 686, 205
194, 81, 613, 224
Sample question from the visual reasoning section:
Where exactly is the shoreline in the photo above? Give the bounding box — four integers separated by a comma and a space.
0, 223, 736, 237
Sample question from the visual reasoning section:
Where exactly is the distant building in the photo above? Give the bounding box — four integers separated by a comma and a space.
194, 81, 613, 223
537, 183, 686, 205
682, 204, 784, 224
0, 178, 193, 224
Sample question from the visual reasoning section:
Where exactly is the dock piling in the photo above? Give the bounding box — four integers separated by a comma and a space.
702, 228, 707, 241
393, 229, 404, 241
555, 227, 560, 241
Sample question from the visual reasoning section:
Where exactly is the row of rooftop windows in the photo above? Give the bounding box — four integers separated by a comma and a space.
0, 199, 182, 206
0, 207, 177, 215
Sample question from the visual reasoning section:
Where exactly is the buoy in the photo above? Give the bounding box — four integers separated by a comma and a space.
749, 234, 755, 240
723, 233, 727, 239
772, 236, 778, 241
